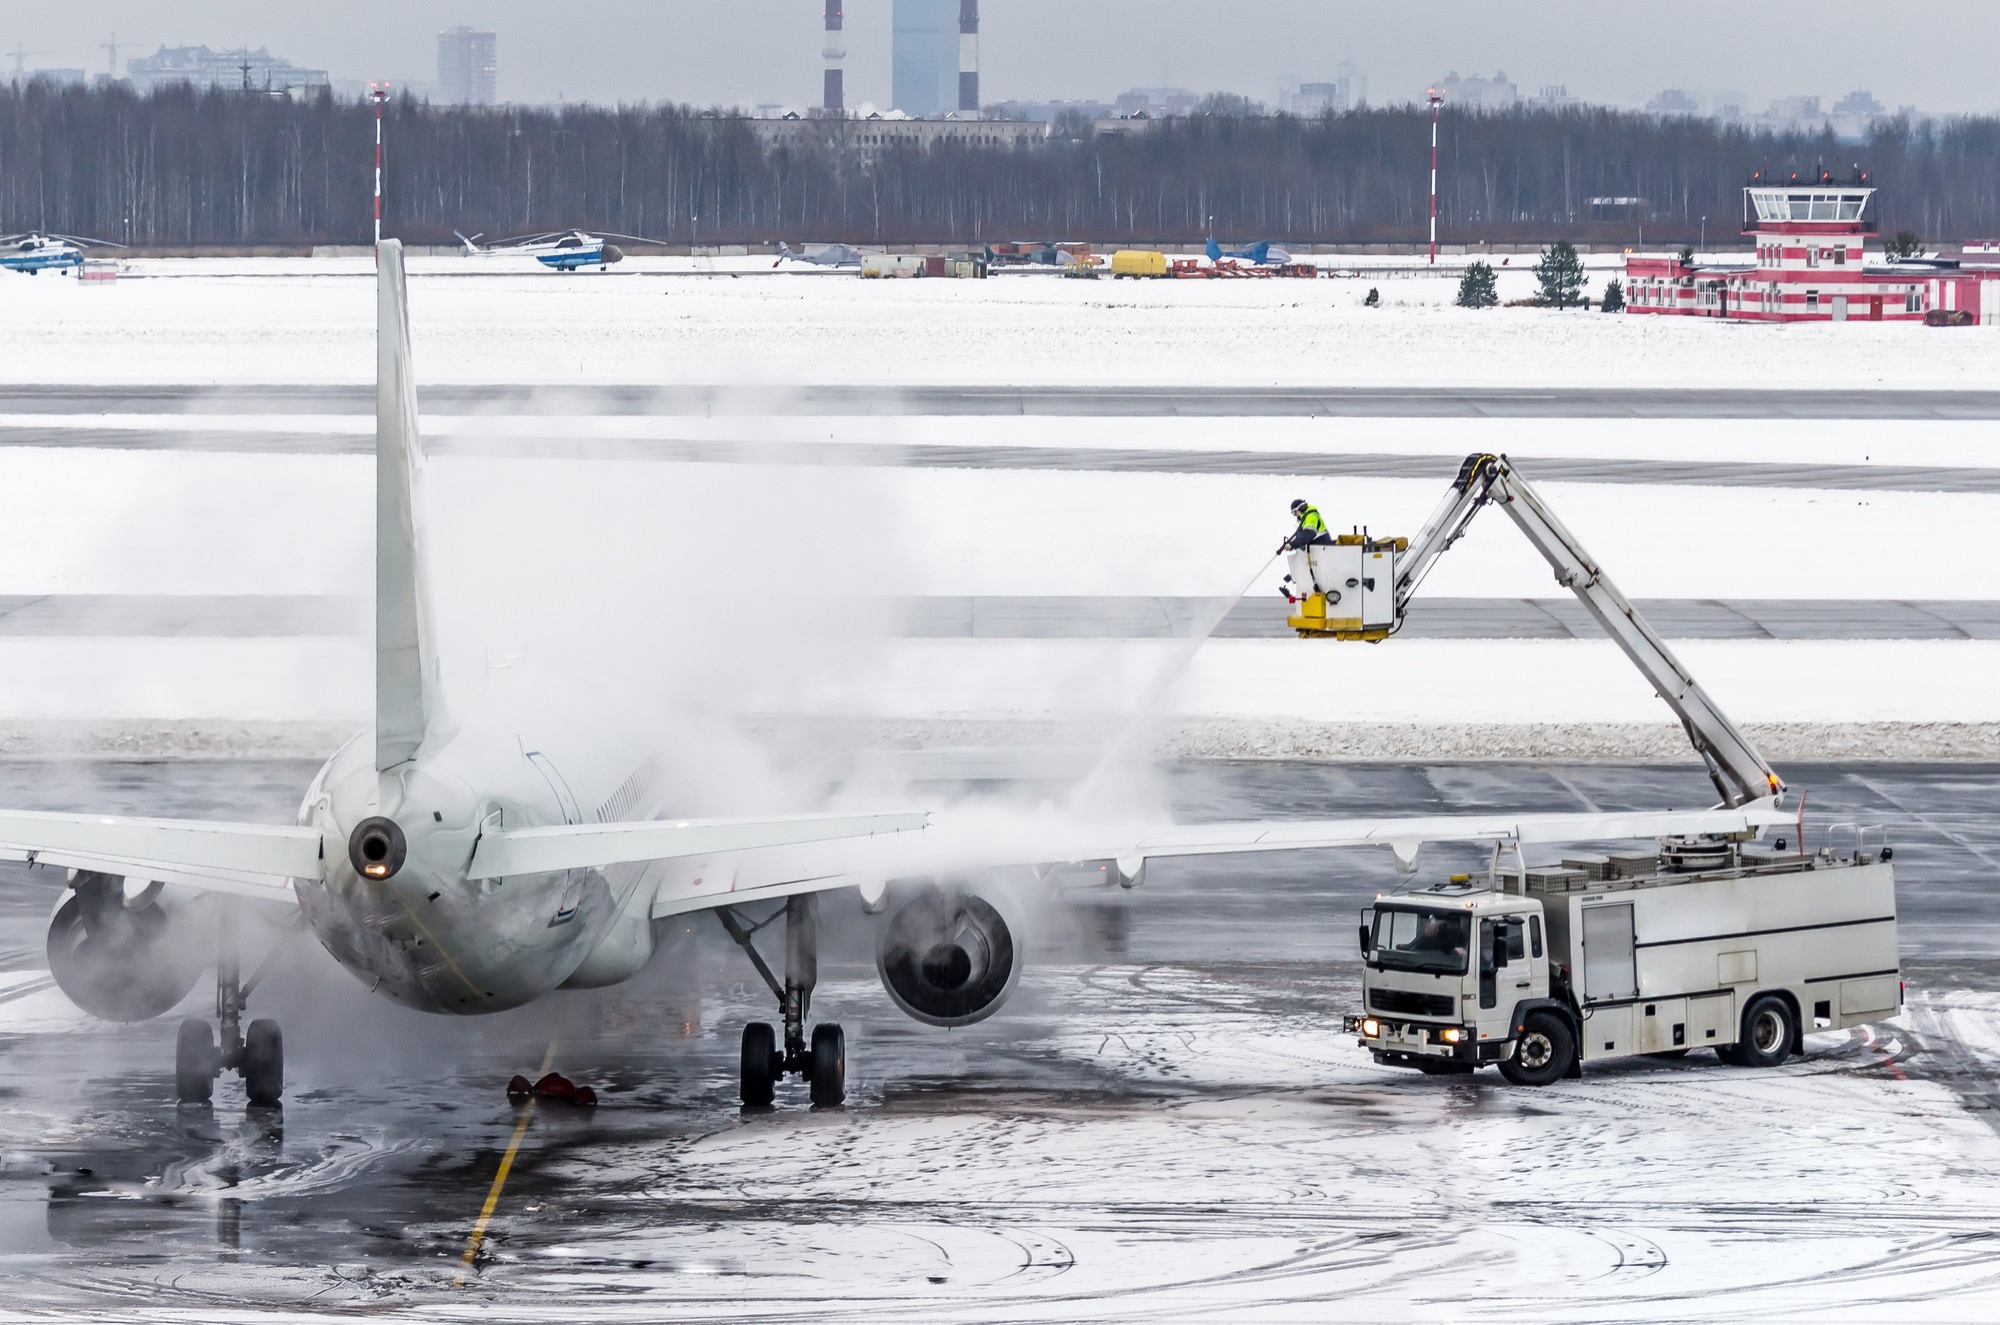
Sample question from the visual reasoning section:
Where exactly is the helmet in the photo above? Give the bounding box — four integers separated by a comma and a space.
1289, 498, 1309, 513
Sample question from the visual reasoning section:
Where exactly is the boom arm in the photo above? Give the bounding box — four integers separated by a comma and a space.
1400, 454, 1784, 809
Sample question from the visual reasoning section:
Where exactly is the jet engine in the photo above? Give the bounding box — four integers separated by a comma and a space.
45, 872, 209, 1022
876, 884, 1024, 1027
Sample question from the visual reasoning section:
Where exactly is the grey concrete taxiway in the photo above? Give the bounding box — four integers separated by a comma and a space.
0, 758, 1998, 1319
4, 593, 1995, 642
7, 382, 2000, 419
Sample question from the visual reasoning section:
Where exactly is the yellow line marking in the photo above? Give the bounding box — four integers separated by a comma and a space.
453, 1040, 558, 1288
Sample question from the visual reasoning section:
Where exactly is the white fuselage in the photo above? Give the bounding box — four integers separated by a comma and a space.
291, 727, 648, 1014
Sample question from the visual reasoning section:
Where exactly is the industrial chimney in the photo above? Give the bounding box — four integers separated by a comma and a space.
823, 0, 845, 112
958, 0, 979, 113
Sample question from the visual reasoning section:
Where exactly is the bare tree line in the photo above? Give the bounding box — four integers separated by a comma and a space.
4, 80, 1997, 247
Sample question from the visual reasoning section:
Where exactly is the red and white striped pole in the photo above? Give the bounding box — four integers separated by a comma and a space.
370, 84, 390, 256
1427, 88, 1444, 266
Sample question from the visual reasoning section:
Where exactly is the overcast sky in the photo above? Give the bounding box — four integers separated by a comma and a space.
20, 2, 2000, 114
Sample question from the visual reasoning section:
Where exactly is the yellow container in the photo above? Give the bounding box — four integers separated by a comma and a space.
1110, 249, 1169, 279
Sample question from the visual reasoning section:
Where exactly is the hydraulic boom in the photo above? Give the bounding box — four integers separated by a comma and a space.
1286, 453, 1784, 809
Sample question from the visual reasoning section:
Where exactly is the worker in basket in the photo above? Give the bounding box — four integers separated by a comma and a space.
1279, 498, 1333, 553
1277, 497, 1334, 604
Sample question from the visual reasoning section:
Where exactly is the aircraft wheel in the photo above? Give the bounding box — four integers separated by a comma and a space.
242, 1019, 284, 1107
740, 1022, 777, 1107
175, 1019, 215, 1104
809, 1023, 845, 1108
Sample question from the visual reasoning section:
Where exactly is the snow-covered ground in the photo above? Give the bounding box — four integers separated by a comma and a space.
0, 259, 1994, 754
3, 260, 1997, 389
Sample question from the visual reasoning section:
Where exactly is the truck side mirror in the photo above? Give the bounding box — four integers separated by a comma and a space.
1357, 924, 1372, 956
1491, 932, 1510, 969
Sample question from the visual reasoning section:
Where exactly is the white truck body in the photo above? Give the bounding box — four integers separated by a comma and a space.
1347, 842, 1900, 1082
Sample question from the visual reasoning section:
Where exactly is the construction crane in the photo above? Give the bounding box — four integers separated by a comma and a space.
6, 45, 53, 79
1283, 453, 1785, 810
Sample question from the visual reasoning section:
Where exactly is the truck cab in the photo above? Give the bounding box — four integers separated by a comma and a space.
1350, 882, 1557, 1079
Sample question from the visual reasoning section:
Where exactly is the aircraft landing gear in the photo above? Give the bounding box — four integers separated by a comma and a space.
719, 895, 845, 1109
176, 902, 285, 1107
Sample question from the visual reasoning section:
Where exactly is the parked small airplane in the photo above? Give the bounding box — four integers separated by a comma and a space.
0, 233, 123, 275
1206, 237, 1294, 266
776, 242, 864, 268
5, 241, 1787, 1113
456, 230, 647, 272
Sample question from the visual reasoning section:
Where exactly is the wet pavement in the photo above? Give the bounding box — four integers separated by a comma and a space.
2, 758, 1999, 1319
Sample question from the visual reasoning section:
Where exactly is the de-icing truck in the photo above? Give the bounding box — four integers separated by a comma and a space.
1304, 455, 1902, 1084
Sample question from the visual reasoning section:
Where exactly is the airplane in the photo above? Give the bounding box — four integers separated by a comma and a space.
455, 229, 641, 272
1206, 237, 1294, 266
776, 242, 864, 268
0, 233, 122, 275
7, 240, 1791, 1112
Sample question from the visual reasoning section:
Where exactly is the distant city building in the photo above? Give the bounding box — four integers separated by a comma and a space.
1535, 84, 1578, 109
1279, 81, 1345, 116
1764, 95, 1823, 127
990, 98, 1112, 124
1436, 70, 1518, 111
437, 26, 497, 106
125, 45, 329, 95
751, 113, 1045, 156
1646, 88, 1703, 116
1113, 87, 1202, 117
1712, 89, 1749, 122
1831, 89, 1884, 119
892, 0, 958, 117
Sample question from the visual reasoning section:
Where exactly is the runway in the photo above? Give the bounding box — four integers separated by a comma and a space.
7, 382, 2000, 419
3, 424, 1996, 493
3, 594, 1995, 641
1, 758, 1998, 1319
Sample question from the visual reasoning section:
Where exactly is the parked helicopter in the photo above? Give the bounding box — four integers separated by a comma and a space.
0, 233, 123, 275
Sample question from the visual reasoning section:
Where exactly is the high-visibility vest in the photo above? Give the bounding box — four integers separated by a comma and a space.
1297, 505, 1327, 535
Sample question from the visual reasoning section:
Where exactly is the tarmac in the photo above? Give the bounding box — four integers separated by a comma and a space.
0, 758, 1998, 1319
8, 382, 2000, 419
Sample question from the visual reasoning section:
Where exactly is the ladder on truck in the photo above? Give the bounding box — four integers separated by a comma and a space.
1285, 452, 1785, 810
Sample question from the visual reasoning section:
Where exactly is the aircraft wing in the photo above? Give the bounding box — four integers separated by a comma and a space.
467, 811, 928, 880
0, 809, 323, 903
1072, 802, 1793, 872
645, 801, 1791, 919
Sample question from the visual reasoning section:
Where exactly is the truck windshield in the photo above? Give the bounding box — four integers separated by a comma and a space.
1371, 907, 1471, 975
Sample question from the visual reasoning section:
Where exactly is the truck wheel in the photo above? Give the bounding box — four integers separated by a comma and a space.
1498, 1011, 1575, 1087
1722, 995, 1795, 1069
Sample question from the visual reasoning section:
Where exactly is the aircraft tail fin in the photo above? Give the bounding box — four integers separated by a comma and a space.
375, 241, 451, 771
1205, 236, 1222, 263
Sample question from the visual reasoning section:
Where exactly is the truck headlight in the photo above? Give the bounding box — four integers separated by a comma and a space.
1440, 1028, 1464, 1044
1361, 1018, 1380, 1038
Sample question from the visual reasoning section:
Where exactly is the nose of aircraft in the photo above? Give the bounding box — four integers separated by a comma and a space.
602, 244, 624, 265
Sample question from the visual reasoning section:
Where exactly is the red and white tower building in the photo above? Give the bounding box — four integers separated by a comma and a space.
1625, 173, 2000, 323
